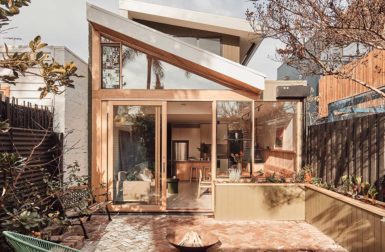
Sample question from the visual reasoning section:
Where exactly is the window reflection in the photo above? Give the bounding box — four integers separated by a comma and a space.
112, 105, 162, 205
150, 60, 227, 90
121, 45, 148, 89
176, 37, 221, 55
254, 101, 298, 176
101, 44, 120, 89
100, 37, 227, 90
216, 101, 252, 177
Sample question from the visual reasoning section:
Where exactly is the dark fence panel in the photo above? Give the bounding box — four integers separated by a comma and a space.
0, 128, 62, 220
307, 113, 385, 189
0, 96, 53, 130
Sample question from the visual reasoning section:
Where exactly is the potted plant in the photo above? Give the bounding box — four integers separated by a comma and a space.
231, 151, 244, 171
197, 143, 210, 160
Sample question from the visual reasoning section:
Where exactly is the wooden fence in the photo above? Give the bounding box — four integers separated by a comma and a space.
318, 49, 385, 117
306, 113, 385, 191
0, 95, 53, 130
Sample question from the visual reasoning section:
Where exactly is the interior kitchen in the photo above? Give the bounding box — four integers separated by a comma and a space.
167, 101, 213, 210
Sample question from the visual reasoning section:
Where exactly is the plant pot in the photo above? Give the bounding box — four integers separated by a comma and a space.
167, 178, 179, 194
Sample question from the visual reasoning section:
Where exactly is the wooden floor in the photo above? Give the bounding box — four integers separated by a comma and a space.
167, 181, 212, 210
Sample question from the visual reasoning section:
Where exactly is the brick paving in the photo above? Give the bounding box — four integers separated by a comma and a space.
77, 215, 346, 252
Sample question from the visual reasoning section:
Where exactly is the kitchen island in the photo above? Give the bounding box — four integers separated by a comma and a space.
174, 160, 211, 181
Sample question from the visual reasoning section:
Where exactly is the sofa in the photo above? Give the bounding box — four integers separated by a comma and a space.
115, 168, 153, 203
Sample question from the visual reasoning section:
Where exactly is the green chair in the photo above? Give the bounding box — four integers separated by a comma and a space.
3, 231, 80, 252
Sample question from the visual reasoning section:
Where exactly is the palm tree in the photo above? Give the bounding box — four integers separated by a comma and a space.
122, 45, 165, 89
146, 55, 165, 89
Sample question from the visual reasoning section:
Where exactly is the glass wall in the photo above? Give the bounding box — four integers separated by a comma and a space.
216, 101, 252, 177
121, 45, 148, 89
100, 35, 227, 90
254, 101, 298, 176
177, 37, 221, 55
112, 105, 162, 205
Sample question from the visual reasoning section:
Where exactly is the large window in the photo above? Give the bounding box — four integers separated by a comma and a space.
100, 35, 226, 90
254, 101, 298, 175
112, 105, 162, 205
177, 37, 221, 55
121, 45, 148, 89
216, 101, 252, 177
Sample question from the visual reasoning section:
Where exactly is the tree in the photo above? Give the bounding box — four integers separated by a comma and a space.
246, 0, 385, 97
0, 0, 81, 98
0, 1, 83, 246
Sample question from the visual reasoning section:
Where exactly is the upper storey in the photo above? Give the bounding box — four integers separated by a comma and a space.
118, 0, 262, 64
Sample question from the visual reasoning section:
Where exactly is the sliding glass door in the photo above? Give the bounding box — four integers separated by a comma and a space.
107, 101, 167, 210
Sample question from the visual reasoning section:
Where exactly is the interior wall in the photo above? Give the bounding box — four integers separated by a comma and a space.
172, 127, 201, 159
256, 118, 294, 150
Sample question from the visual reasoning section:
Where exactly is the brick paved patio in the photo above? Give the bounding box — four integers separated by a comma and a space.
77, 215, 346, 252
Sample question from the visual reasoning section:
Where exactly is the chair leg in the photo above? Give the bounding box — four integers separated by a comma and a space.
87, 215, 92, 221
197, 185, 201, 199
79, 218, 89, 239
106, 206, 112, 221
190, 167, 193, 183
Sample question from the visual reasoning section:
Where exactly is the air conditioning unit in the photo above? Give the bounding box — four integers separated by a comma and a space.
276, 85, 309, 99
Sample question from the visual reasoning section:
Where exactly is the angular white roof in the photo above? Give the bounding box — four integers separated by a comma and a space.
87, 4, 265, 92
118, 0, 257, 40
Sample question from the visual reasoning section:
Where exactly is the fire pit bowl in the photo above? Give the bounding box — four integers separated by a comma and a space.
166, 231, 220, 252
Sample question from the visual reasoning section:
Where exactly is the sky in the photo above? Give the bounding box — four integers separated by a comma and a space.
0, 0, 282, 80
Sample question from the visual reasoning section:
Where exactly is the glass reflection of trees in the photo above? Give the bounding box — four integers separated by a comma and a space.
217, 101, 252, 174
113, 106, 156, 174
101, 35, 226, 90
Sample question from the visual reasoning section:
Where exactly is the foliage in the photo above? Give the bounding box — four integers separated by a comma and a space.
3, 210, 45, 231
1, 36, 82, 98
1, 154, 88, 235
0, 152, 48, 234
294, 165, 313, 183
228, 168, 241, 183
368, 185, 378, 204
0, 1, 82, 98
339, 175, 379, 201
45, 161, 88, 195
230, 151, 244, 164
0, 120, 9, 132
255, 169, 264, 177
246, 0, 385, 97
0, 0, 30, 29
197, 143, 210, 154
265, 172, 285, 183
340, 175, 352, 194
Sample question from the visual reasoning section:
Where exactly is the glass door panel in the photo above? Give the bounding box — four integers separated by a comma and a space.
109, 102, 165, 208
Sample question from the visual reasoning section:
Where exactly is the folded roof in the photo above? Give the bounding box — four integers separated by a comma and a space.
87, 3, 265, 93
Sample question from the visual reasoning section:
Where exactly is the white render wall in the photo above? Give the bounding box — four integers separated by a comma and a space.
0, 46, 88, 177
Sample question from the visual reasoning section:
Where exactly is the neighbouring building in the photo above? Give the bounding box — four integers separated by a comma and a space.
318, 49, 385, 121
87, 0, 307, 213
0, 45, 89, 177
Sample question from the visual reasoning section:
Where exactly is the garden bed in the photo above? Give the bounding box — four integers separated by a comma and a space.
305, 184, 385, 251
